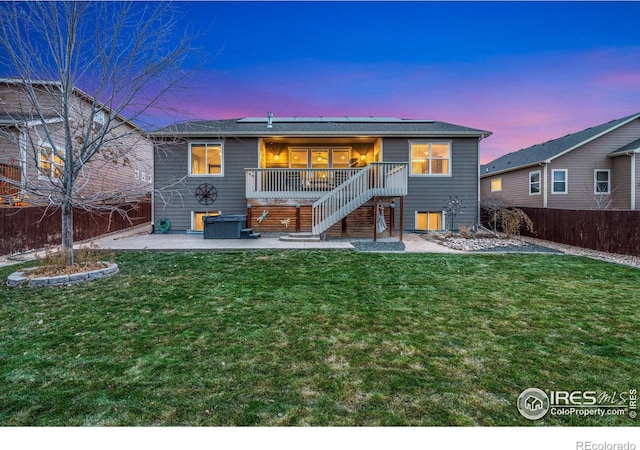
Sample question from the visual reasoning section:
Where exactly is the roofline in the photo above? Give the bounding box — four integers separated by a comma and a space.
480, 161, 544, 178
482, 112, 640, 176
543, 112, 640, 163
151, 131, 491, 137
609, 148, 640, 157
0, 116, 63, 127
0, 78, 146, 133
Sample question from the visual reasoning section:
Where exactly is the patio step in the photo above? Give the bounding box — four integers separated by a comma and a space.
240, 228, 261, 239
279, 232, 321, 242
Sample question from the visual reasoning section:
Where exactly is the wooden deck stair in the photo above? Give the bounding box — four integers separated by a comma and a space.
311, 162, 408, 236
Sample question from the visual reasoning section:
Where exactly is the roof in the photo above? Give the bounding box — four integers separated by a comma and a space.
610, 136, 640, 156
150, 116, 492, 138
0, 113, 60, 126
481, 112, 640, 177
0, 78, 146, 133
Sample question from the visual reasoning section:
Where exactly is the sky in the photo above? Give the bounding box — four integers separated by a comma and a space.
160, 0, 640, 164
2, 1, 639, 164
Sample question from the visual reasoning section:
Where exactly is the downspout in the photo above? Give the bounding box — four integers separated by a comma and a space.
19, 129, 27, 192
477, 133, 489, 225
630, 152, 636, 210
543, 162, 549, 208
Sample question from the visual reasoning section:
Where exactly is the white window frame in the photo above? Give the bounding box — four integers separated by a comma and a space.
552, 169, 568, 194
189, 141, 224, 177
409, 141, 452, 177
529, 170, 541, 196
38, 141, 64, 181
414, 211, 445, 231
594, 169, 610, 195
490, 177, 502, 192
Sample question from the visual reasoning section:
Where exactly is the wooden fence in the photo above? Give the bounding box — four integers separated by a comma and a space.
517, 207, 640, 257
0, 202, 151, 256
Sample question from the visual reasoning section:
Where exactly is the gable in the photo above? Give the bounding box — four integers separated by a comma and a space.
482, 112, 640, 177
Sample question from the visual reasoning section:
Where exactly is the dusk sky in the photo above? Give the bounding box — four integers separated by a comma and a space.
2, 1, 639, 164
164, 1, 640, 164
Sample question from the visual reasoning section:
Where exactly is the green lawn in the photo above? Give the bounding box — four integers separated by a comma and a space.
1, 251, 638, 426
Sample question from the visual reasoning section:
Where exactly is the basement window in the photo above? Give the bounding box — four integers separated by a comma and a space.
415, 211, 444, 231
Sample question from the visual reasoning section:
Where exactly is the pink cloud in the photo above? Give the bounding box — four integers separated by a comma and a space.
142, 48, 640, 165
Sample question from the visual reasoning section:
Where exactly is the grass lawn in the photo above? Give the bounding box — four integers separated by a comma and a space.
0, 250, 638, 426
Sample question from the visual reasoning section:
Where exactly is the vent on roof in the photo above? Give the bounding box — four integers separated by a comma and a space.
266, 112, 273, 129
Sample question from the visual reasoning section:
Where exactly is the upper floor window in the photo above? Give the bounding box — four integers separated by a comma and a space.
190, 142, 223, 176
552, 169, 567, 194
529, 170, 541, 195
594, 169, 610, 194
410, 141, 451, 176
39, 143, 64, 179
490, 178, 502, 192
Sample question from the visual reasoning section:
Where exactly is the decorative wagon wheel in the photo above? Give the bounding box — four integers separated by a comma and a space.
195, 183, 217, 205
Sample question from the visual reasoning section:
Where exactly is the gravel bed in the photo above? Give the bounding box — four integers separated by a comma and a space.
519, 236, 640, 268
435, 237, 563, 254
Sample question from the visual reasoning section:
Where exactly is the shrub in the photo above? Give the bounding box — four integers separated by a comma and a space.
493, 207, 534, 237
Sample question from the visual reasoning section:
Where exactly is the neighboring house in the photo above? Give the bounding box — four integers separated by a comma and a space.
0, 79, 153, 206
481, 112, 640, 210
151, 115, 491, 236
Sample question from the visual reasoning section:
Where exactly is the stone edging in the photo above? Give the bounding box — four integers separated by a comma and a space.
6, 262, 119, 287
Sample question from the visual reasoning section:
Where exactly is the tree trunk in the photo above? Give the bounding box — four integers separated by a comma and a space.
61, 199, 74, 265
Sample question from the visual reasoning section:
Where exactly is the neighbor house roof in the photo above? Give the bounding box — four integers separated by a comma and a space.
150, 116, 492, 138
0, 78, 146, 133
0, 113, 61, 126
481, 112, 640, 177
609, 136, 640, 156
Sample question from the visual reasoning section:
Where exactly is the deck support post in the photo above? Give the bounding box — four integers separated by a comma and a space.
295, 204, 301, 232
389, 202, 395, 237
373, 196, 378, 242
246, 203, 252, 228
399, 196, 404, 242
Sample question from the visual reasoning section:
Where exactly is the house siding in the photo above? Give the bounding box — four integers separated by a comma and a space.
154, 137, 258, 231
1, 82, 153, 204
480, 166, 546, 208
611, 155, 631, 209
546, 119, 640, 209
481, 117, 640, 210
383, 136, 480, 229
154, 133, 483, 233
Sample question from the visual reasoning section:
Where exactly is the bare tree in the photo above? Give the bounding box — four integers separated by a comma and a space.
480, 194, 509, 232
0, 1, 198, 265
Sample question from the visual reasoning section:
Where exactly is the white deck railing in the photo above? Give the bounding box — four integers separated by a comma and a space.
245, 168, 362, 199
312, 162, 408, 235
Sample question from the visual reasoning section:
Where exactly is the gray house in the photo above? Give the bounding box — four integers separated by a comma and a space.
481, 112, 640, 210
151, 116, 491, 237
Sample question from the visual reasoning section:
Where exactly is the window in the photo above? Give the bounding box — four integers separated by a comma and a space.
529, 170, 541, 195
552, 169, 567, 194
594, 169, 610, 194
38, 143, 64, 179
410, 141, 451, 175
415, 211, 444, 231
190, 142, 223, 176
192, 211, 221, 231
490, 178, 502, 192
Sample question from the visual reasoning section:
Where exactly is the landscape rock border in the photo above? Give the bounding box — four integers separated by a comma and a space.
6, 262, 119, 287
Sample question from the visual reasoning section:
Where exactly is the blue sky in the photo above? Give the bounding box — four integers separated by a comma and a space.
167, 1, 640, 163
3, 1, 640, 163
